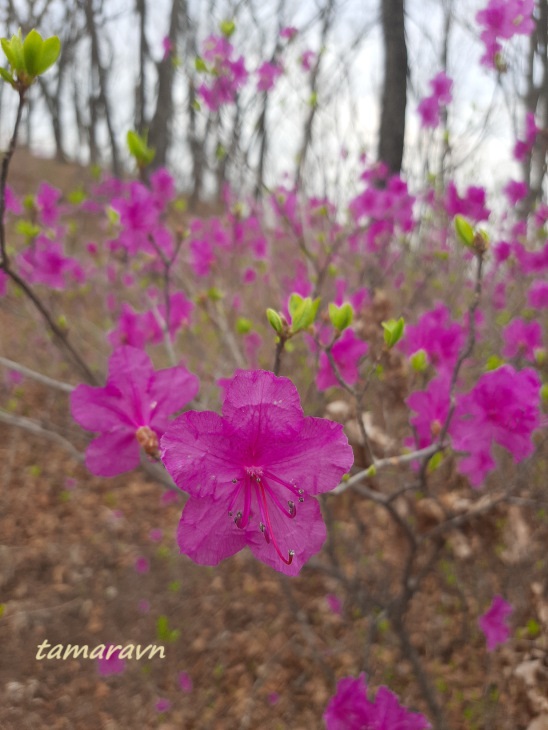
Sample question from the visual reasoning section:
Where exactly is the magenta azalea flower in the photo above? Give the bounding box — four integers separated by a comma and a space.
502, 318, 542, 360
406, 375, 450, 449
323, 673, 430, 730
451, 365, 541, 487
528, 280, 548, 309
402, 304, 464, 373
161, 370, 354, 576
256, 61, 283, 92
97, 645, 126, 676
478, 595, 513, 651
317, 329, 368, 392
71, 346, 199, 477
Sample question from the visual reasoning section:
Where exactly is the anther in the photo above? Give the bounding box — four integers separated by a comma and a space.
288, 500, 295, 516
298, 497, 304, 503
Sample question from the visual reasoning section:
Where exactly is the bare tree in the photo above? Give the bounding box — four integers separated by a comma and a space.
378, 0, 407, 174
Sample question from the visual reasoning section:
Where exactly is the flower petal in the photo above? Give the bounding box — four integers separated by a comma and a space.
247, 495, 326, 576
106, 346, 155, 425
85, 430, 140, 476
149, 366, 200, 432
161, 411, 242, 498
222, 369, 304, 437
258, 416, 354, 494
177, 496, 247, 566
71, 383, 131, 431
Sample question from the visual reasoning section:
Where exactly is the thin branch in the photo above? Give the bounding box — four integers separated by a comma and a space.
0, 356, 75, 393
0, 409, 83, 462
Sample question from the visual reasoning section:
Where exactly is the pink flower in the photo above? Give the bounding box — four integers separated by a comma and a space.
502, 318, 542, 360
97, 645, 126, 676
300, 50, 316, 71
107, 303, 149, 349
280, 26, 298, 40
179, 671, 193, 693
197, 35, 248, 111
268, 692, 280, 705
417, 96, 440, 129
429, 71, 453, 104
5, 184, 22, 214
326, 593, 342, 616
134, 556, 150, 574
161, 370, 354, 576
144, 291, 194, 343
16, 234, 82, 290
477, 0, 535, 68
503, 179, 528, 205
162, 36, 173, 61
71, 346, 199, 477
402, 304, 465, 373
256, 61, 283, 92
418, 72, 453, 130
324, 673, 430, 730
407, 375, 450, 449
528, 280, 548, 309
478, 595, 513, 651
36, 183, 62, 227
316, 329, 368, 391
451, 365, 541, 487
155, 698, 171, 712
513, 112, 538, 161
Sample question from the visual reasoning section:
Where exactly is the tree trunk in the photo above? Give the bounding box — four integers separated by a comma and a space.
148, 0, 181, 170
378, 0, 407, 175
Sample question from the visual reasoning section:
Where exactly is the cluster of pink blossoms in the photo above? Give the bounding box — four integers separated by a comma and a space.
197, 35, 248, 111
323, 673, 430, 729
107, 291, 193, 349
417, 72, 452, 129
161, 369, 353, 576
407, 365, 541, 488
476, 0, 535, 69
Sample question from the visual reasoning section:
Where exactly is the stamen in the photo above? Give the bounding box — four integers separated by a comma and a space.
262, 469, 302, 498
258, 484, 294, 565
262, 484, 296, 519
227, 478, 244, 516
236, 479, 252, 529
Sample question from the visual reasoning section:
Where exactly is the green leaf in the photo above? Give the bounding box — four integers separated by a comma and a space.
291, 297, 319, 332
329, 302, 353, 331
0, 67, 14, 86
454, 215, 474, 247
23, 29, 44, 77
10, 32, 25, 74
236, 317, 252, 334
410, 349, 428, 371
16, 220, 40, 239
126, 129, 155, 165
195, 56, 208, 72
288, 293, 304, 320
220, 20, 236, 37
266, 308, 283, 334
37, 36, 61, 75
67, 187, 86, 205
1, 38, 16, 69
382, 317, 405, 348
485, 355, 503, 371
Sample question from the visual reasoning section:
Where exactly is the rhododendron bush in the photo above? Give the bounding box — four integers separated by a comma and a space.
2, 14, 548, 730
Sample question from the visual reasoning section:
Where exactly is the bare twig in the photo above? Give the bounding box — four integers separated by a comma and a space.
0, 356, 75, 393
